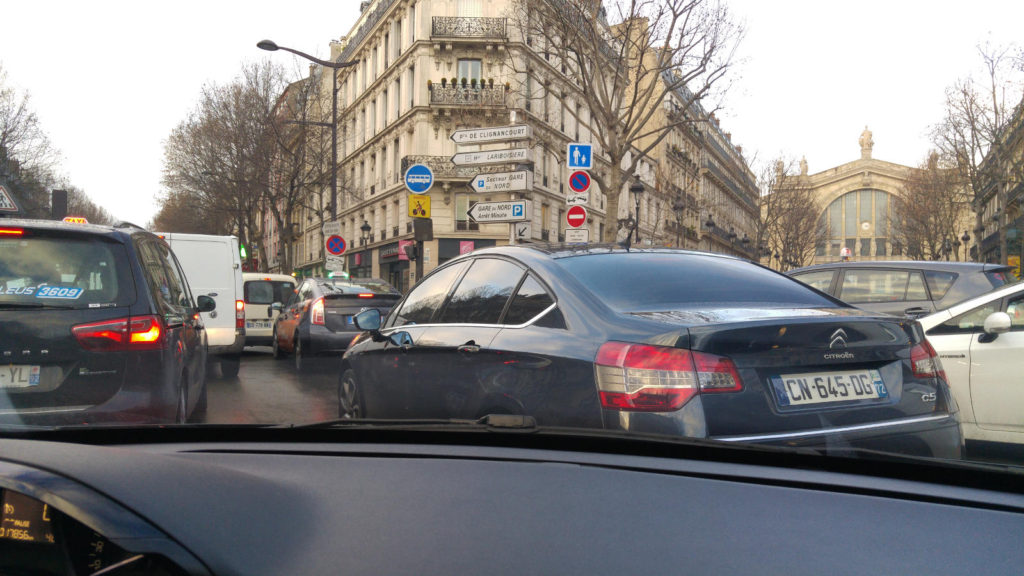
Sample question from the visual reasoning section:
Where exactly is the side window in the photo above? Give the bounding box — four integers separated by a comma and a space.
906, 272, 928, 301
840, 270, 910, 303
298, 282, 313, 302
388, 261, 470, 327
503, 274, 556, 325
1005, 294, 1024, 330
924, 271, 957, 300
791, 270, 835, 293
158, 245, 193, 311
137, 241, 176, 313
928, 301, 1000, 336
438, 259, 524, 325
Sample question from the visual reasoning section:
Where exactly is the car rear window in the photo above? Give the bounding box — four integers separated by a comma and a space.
986, 269, 1016, 289
319, 279, 400, 295
557, 253, 838, 312
924, 271, 957, 300
245, 280, 295, 304
0, 233, 134, 308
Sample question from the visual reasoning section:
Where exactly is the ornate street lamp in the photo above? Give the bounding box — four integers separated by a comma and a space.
360, 220, 372, 245
629, 179, 645, 244
672, 196, 686, 248
258, 40, 358, 219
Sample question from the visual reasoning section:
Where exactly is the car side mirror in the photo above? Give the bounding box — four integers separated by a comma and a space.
197, 295, 216, 313
984, 311, 1011, 335
353, 308, 381, 331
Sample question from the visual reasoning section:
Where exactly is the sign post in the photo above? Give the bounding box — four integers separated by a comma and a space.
467, 200, 531, 223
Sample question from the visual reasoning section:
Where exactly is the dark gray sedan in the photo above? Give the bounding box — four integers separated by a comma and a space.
340, 244, 963, 459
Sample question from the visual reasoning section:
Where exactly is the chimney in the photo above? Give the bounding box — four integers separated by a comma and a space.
725, 132, 731, 142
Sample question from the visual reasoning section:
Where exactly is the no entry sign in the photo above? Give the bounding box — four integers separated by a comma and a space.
566, 205, 587, 229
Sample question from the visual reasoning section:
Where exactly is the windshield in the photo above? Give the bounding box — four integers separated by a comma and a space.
2, 0, 1024, 479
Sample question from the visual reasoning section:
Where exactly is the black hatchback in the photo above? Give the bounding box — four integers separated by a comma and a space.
0, 219, 214, 426
341, 245, 962, 459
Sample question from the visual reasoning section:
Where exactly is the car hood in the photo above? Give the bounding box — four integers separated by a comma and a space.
627, 306, 884, 326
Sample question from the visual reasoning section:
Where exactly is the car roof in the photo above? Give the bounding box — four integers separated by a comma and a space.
0, 217, 150, 239
788, 260, 1012, 274
463, 242, 746, 262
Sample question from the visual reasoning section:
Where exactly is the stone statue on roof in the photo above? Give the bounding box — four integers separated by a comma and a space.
859, 126, 874, 160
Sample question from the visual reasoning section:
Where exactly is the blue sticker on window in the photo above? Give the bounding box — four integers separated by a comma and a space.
35, 286, 84, 300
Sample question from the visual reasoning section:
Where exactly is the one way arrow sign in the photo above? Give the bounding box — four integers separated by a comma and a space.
513, 221, 532, 242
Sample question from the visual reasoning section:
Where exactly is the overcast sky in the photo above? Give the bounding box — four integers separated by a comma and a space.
1, 1, 1022, 225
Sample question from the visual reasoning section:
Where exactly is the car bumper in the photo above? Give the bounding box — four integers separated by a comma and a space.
302, 324, 361, 356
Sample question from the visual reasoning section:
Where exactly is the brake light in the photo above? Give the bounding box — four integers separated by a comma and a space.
235, 299, 245, 329
595, 342, 743, 412
72, 315, 166, 351
311, 297, 325, 325
0, 228, 24, 236
358, 293, 375, 298
911, 340, 947, 381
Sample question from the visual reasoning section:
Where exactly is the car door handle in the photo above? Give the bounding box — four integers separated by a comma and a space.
457, 343, 480, 354
904, 306, 929, 317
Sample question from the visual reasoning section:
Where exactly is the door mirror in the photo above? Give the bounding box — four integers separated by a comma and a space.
353, 308, 382, 331
983, 311, 1012, 335
196, 295, 216, 312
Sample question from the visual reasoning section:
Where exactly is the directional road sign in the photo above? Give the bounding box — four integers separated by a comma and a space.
404, 163, 434, 193
568, 170, 591, 193
321, 221, 342, 236
451, 148, 532, 166
513, 221, 532, 242
566, 205, 587, 228
567, 143, 593, 169
450, 124, 533, 144
565, 228, 590, 243
467, 200, 531, 223
325, 235, 347, 256
470, 170, 533, 193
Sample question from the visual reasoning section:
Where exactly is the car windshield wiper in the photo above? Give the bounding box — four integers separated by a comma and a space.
275, 414, 540, 431
0, 302, 76, 310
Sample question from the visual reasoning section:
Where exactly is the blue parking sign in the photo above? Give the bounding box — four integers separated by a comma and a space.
405, 164, 434, 193
513, 204, 524, 217
566, 143, 593, 169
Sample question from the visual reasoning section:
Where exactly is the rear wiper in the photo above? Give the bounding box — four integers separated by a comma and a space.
0, 302, 75, 310
276, 414, 539, 432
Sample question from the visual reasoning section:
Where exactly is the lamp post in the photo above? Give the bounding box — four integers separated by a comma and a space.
672, 196, 686, 248
629, 179, 644, 244
704, 214, 716, 252
258, 40, 358, 220
961, 230, 971, 262
360, 220, 372, 246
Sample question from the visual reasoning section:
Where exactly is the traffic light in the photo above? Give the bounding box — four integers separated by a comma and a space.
239, 243, 248, 259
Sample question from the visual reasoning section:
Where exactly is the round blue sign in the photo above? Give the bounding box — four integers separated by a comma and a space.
404, 163, 434, 194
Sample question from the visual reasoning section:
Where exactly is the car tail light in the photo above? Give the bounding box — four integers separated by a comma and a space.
311, 297, 326, 326
911, 340, 947, 382
0, 227, 24, 236
72, 315, 166, 351
235, 299, 245, 329
358, 293, 374, 299
595, 342, 742, 412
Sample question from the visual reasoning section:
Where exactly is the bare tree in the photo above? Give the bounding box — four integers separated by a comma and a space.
760, 159, 827, 270
509, 0, 742, 242
159, 61, 288, 258
931, 42, 1023, 263
889, 153, 971, 261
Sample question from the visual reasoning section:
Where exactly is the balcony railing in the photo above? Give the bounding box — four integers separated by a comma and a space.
432, 16, 507, 39
429, 85, 507, 107
401, 155, 510, 179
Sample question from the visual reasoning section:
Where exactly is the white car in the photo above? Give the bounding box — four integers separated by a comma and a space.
919, 281, 1024, 445
242, 272, 297, 347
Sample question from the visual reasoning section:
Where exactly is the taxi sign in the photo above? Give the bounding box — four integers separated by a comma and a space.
62, 216, 89, 224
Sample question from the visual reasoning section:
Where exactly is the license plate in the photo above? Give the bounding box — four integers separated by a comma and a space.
246, 321, 271, 329
771, 369, 888, 407
0, 365, 41, 389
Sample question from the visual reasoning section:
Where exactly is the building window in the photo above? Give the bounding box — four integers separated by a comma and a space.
393, 138, 401, 183
456, 195, 480, 231
383, 34, 390, 68
457, 59, 482, 84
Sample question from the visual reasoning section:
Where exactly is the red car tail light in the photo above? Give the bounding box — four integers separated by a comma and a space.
73, 315, 166, 351
595, 342, 743, 412
235, 299, 245, 329
311, 297, 326, 326
0, 227, 24, 236
911, 340, 947, 382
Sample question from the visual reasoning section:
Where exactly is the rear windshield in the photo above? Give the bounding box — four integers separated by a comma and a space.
245, 280, 295, 305
986, 269, 1017, 289
0, 234, 134, 308
557, 253, 839, 312
318, 279, 400, 295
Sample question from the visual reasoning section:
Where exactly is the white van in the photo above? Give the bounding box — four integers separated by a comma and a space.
242, 272, 296, 347
158, 233, 246, 377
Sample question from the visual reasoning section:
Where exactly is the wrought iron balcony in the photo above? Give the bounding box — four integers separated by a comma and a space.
429, 85, 507, 107
432, 17, 507, 40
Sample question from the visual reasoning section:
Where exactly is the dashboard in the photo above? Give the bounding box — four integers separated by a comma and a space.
1, 427, 1023, 575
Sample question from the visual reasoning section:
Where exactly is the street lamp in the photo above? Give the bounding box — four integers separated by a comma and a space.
360, 220, 372, 245
704, 214, 716, 251
961, 230, 971, 261
258, 39, 358, 220
672, 196, 686, 248
629, 179, 644, 244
